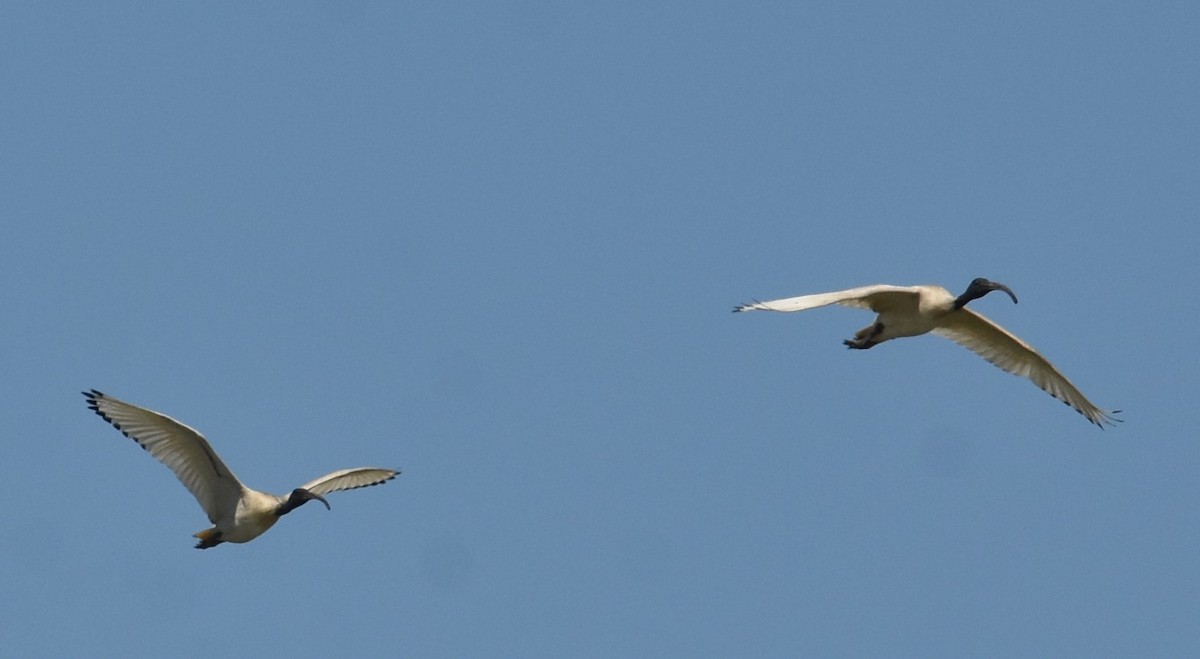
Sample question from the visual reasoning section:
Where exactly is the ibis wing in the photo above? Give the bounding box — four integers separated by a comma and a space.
298, 467, 399, 497
932, 310, 1119, 427
83, 390, 246, 523
735, 285, 920, 313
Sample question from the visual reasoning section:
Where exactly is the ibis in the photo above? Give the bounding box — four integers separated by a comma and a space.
83, 389, 400, 548
734, 278, 1119, 427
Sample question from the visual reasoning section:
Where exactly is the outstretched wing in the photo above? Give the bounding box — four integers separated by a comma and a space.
932, 310, 1120, 427
298, 467, 399, 497
83, 390, 246, 522
734, 285, 921, 314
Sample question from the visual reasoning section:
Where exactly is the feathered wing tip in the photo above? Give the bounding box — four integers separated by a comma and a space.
1013, 363, 1122, 430
1089, 408, 1123, 430
82, 389, 112, 422
733, 299, 765, 313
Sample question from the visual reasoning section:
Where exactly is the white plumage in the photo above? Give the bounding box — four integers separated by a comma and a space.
84, 390, 399, 548
735, 278, 1119, 427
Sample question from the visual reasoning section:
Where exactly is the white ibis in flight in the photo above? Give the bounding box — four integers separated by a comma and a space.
83, 389, 400, 548
734, 278, 1119, 427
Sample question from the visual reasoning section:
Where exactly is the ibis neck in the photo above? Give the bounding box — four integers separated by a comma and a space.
275, 497, 303, 517
276, 490, 311, 517
275, 488, 330, 516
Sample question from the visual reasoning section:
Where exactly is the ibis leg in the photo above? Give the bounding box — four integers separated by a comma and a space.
844, 322, 882, 350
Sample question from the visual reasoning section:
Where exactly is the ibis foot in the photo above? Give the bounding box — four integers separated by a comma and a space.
193, 528, 225, 549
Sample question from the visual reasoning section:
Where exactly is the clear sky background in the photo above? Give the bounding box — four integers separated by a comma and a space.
2, 2, 1196, 657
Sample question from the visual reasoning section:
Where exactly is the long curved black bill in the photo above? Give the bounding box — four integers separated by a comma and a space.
988, 281, 1019, 304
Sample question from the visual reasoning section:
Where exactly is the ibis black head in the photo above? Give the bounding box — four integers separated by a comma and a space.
954, 278, 1019, 309
277, 488, 331, 516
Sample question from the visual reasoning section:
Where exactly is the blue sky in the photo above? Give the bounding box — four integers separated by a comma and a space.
2, 2, 1197, 656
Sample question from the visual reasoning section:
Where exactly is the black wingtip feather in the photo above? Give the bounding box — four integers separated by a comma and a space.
732, 298, 763, 313
83, 389, 148, 445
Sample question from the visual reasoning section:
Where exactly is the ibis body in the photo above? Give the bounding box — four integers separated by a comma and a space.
734, 278, 1119, 427
83, 390, 399, 548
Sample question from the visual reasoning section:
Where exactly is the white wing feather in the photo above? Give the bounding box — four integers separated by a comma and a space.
298, 467, 399, 497
735, 285, 921, 313
84, 390, 246, 522
932, 309, 1119, 427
